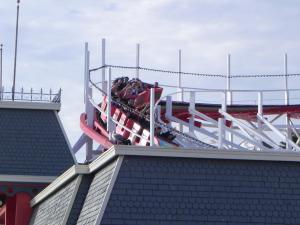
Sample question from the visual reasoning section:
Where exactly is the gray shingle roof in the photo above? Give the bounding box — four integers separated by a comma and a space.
29, 148, 300, 225
76, 159, 118, 225
0, 108, 74, 176
29, 177, 78, 225
101, 156, 300, 225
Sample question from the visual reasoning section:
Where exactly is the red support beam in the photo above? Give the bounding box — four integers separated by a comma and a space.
15, 193, 32, 225
5, 196, 16, 225
1, 193, 32, 225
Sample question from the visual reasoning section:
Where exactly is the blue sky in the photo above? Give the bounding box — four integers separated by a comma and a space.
1, 0, 300, 159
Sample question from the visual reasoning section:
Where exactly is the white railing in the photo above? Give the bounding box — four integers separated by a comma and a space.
0, 87, 61, 103
77, 39, 300, 162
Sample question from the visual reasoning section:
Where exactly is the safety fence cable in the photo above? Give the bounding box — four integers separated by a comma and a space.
89, 64, 300, 79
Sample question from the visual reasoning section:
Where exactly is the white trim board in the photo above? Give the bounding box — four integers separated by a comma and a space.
0, 101, 60, 111
112, 145, 300, 162
31, 165, 89, 206
0, 174, 56, 183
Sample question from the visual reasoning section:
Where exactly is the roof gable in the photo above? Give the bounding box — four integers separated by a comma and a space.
0, 108, 75, 177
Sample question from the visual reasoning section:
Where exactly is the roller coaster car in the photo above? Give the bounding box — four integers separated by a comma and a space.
132, 85, 163, 109
112, 79, 163, 112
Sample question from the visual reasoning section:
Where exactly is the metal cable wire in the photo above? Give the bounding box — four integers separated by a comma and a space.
89, 64, 300, 79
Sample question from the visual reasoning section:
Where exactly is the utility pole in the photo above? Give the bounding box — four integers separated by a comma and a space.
12, 0, 20, 101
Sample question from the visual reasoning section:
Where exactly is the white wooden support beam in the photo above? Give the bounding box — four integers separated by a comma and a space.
178, 50, 183, 132
221, 109, 278, 149
150, 88, 155, 146
226, 54, 232, 105
284, 53, 292, 150
284, 53, 289, 105
188, 92, 195, 134
166, 95, 173, 118
257, 114, 300, 151
84, 42, 93, 161
218, 118, 224, 149
107, 68, 113, 141
257, 91, 264, 141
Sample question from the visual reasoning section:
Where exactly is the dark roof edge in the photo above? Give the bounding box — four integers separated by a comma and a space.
0, 101, 61, 111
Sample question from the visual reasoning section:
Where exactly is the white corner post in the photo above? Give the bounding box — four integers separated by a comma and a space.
178, 49, 183, 132
84, 42, 93, 161
102, 38, 107, 95
218, 91, 227, 149
284, 53, 291, 149
136, 43, 140, 79
150, 88, 155, 146
107, 68, 113, 141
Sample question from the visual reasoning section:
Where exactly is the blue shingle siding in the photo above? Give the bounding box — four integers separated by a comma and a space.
100, 156, 300, 225
0, 109, 74, 176
29, 177, 78, 225
76, 159, 118, 225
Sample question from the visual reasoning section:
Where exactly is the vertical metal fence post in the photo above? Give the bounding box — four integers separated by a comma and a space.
178, 49, 183, 132
84, 42, 93, 161
102, 38, 107, 95
284, 53, 291, 150
227, 54, 233, 144
284, 53, 289, 105
257, 91, 263, 149
107, 68, 112, 141
136, 43, 140, 79
227, 54, 232, 105
178, 49, 183, 101
150, 88, 155, 146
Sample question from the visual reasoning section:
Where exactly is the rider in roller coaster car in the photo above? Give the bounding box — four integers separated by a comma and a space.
155, 126, 176, 141
111, 77, 129, 97
111, 78, 176, 143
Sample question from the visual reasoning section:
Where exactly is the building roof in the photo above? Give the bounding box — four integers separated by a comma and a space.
0, 106, 75, 178
30, 146, 300, 225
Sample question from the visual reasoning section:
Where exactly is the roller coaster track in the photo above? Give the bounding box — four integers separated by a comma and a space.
89, 79, 215, 149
